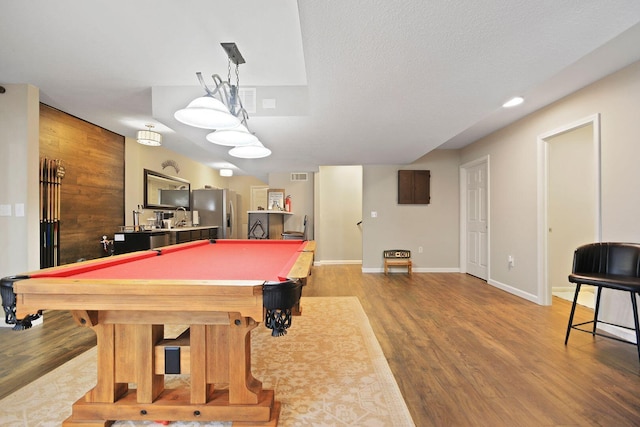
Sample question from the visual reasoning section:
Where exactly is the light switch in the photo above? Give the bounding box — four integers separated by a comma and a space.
0, 204, 11, 216
371, 211, 377, 218
15, 203, 25, 217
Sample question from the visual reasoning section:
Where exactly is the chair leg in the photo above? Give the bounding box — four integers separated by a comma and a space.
593, 286, 603, 336
565, 283, 581, 345
630, 292, 640, 362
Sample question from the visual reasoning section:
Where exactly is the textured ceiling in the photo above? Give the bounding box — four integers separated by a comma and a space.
2, 1, 640, 180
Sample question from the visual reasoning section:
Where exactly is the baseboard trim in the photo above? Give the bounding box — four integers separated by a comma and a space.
362, 267, 460, 273
314, 260, 362, 266
597, 324, 638, 344
488, 278, 539, 304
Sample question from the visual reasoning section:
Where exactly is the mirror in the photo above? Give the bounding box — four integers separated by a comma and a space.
144, 169, 191, 210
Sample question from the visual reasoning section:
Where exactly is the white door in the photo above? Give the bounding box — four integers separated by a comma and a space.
466, 162, 488, 279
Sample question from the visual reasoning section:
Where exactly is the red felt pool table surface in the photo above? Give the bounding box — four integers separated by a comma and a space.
29, 239, 313, 282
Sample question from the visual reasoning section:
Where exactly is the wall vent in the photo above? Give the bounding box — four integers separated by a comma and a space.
291, 172, 308, 182
238, 87, 256, 114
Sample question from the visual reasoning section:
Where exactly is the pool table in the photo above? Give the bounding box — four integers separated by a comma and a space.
7, 238, 315, 426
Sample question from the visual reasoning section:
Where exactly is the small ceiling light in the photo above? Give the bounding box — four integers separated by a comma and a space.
502, 96, 524, 108
136, 124, 162, 146
229, 141, 272, 159
206, 123, 259, 146
220, 168, 233, 177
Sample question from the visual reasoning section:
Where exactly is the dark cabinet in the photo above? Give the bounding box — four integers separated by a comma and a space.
114, 227, 219, 254
113, 231, 169, 255
170, 227, 218, 244
398, 170, 430, 204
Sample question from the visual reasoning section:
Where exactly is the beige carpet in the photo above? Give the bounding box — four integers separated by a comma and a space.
0, 297, 414, 426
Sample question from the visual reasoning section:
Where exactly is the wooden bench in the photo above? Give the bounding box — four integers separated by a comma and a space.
383, 250, 412, 275
565, 242, 640, 362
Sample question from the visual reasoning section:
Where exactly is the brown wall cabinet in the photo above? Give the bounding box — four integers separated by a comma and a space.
398, 170, 431, 204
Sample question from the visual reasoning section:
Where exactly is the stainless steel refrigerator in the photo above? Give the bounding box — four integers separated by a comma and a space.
191, 189, 238, 239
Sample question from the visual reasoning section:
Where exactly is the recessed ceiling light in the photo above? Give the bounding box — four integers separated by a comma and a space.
503, 96, 524, 108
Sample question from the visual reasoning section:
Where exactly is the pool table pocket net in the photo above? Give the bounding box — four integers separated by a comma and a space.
263, 279, 303, 336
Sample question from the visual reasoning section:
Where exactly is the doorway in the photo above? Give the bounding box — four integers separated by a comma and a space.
460, 156, 489, 280
537, 114, 601, 305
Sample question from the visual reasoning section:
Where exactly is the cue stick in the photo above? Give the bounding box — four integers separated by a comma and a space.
45, 157, 50, 267
55, 159, 61, 266
48, 158, 54, 267
39, 157, 45, 268
51, 159, 56, 266
47, 158, 52, 267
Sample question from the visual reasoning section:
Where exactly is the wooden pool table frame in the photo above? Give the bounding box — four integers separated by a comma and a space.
13, 240, 315, 426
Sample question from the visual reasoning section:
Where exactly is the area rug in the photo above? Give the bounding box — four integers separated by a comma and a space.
0, 297, 414, 426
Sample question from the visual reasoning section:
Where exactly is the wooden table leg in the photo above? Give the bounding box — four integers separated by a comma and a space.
228, 313, 261, 404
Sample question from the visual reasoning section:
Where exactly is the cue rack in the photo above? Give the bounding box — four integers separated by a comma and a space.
40, 157, 65, 268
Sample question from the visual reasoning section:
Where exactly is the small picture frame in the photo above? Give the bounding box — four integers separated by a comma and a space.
267, 188, 285, 210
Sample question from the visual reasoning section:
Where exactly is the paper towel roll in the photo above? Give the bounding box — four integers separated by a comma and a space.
192, 210, 199, 226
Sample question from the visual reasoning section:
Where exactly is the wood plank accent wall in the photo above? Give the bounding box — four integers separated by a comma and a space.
39, 104, 124, 264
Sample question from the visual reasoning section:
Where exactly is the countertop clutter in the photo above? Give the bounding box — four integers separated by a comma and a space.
118, 225, 218, 233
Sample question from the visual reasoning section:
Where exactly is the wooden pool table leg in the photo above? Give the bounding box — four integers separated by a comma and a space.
71, 312, 128, 403
190, 324, 213, 404
63, 312, 277, 425
135, 324, 165, 403
228, 313, 262, 404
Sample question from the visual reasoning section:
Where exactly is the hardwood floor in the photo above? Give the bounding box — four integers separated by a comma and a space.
0, 310, 95, 400
2, 266, 640, 426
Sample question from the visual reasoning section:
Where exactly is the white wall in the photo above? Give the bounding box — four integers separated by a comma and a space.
461, 60, 640, 330
362, 149, 460, 271
0, 84, 40, 278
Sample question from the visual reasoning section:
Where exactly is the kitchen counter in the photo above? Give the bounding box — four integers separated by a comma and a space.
154, 225, 220, 232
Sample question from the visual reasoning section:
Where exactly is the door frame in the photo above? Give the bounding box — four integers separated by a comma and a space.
460, 155, 490, 278
536, 113, 601, 305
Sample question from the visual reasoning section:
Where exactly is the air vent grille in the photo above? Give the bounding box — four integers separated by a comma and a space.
291, 172, 308, 182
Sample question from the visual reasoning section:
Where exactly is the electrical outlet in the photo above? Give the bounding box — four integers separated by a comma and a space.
508, 255, 515, 268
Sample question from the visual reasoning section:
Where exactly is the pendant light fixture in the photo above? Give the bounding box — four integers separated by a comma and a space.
229, 141, 272, 159
174, 94, 239, 129
175, 43, 271, 157
136, 124, 162, 146
206, 123, 258, 146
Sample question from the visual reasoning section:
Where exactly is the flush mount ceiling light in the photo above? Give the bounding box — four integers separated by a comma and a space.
220, 168, 233, 177
206, 123, 259, 146
229, 141, 272, 159
136, 124, 162, 146
503, 96, 524, 108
